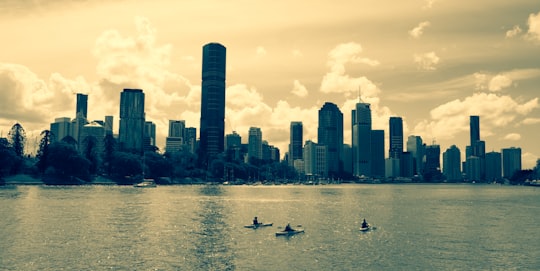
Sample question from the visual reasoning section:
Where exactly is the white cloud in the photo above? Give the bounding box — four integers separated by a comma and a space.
413, 92, 539, 141
414, 51, 440, 70
505, 25, 522, 38
291, 80, 308, 97
526, 11, 540, 41
256, 46, 267, 56
321, 42, 380, 95
488, 74, 512, 91
474, 72, 488, 90
409, 21, 431, 38
422, 0, 437, 9
503, 133, 521, 141
522, 118, 540, 125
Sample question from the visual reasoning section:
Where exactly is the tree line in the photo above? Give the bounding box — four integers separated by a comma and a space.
0, 123, 298, 185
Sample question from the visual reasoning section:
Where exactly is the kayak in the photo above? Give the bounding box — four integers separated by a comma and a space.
275, 229, 304, 236
244, 223, 273, 229
359, 226, 370, 232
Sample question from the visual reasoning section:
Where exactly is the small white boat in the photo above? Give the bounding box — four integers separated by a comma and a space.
275, 228, 304, 236
133, 179, 156, 188
359, 225, 371, 232
244, 223, 273, 229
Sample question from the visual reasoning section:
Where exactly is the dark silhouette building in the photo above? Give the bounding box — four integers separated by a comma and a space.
289, 121, 303, 166
389, 116, 403, 159
119, 88, 145, 154
76, 93, 88, 119
352, 102, 371, 177
318, 102, 343, 177
199, 42, 227, 164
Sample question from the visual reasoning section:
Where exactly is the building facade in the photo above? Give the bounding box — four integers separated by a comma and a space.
199, 42, 227, 163
317, 102, 343, 177
289, 121, 303, 166
118, 88, 145, 154
352, 102, 371, 177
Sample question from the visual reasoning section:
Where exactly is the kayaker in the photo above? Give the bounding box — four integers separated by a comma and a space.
284, 223, 293, 231
253, 216, 259, 225
361, 218, 368, 228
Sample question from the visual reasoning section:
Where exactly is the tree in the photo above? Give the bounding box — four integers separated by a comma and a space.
82, 136, 100, 175
0, 138, 17, 182
143, 151, 172, 180
110, 151, 142, 184
8, 123, 26, 157
43, 141, 91, 184
36, 130, 52, 174
102, 134, 117, 176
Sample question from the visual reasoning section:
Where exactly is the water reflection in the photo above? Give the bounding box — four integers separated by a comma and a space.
192, 185, 235, 270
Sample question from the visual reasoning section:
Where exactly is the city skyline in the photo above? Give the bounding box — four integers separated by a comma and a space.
0, 0, 539, 168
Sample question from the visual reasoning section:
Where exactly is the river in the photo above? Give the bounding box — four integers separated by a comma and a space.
0, 184, 538, 270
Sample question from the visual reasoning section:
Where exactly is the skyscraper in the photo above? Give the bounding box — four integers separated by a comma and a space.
485, 151, 502, 182
443, 145, 462, 181
352, 102, 371, 177
317, 102, 343, 177
407, 135, 424, 175
144, 121, 156, 151
470, 115, 480, 153
289, 121, 303, 166
389, 116, 403, 159
199, 42, 226, 163
248, 127, 262, 161
50, 117, 71, 142
166, 120, 185, 153
76, 93, 88, 119
424, 144, 442, 181
119, 88, 145, 153
370, 130, 385, 177
502, 147, 521, 178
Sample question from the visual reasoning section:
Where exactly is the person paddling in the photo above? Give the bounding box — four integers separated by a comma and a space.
284, 223, 293, 232
361, 218, 369, 228
253, 216, 259, 225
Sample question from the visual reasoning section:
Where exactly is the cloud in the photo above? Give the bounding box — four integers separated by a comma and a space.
526, 11, 540, 41
256, 46, 267, 57
291, 80, 308, 97
503, 133, 521, 141
422, 0, 437, 9
409, 21, 431, 39
488, 74, 512, 91
292, 49, 303, 58
414, 51, 439, 70
522, 118, 540, 125
320, 42, 380, 95
413, 92, 539, 141
505, 25, 522, 38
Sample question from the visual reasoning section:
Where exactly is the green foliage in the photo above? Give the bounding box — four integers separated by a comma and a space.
143, 151, 172, 179
36, 130, 52, 174
8, 123, 26, 157
82, 136, 100, 175
43, 141, 91, 184
0, 138, 18, 180
102, 134, 117, 175
110, 151, 143, 184
509, 169, 535, 185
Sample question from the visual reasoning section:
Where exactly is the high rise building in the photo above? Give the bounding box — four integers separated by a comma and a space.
119, 88, 145, 154
370, 130, 385, 177
443, 145, 462, 181
407, 135, 424, 175
289, 121, 303, 166
485, 151, 502, 182
184, 127, 197, 154
166, 120, 185, 153
76, 93, 88, 119
502, 147, 521, 178
303, 140, 328, 178
470, 115, 480, 153
199, 42, 226, 163
144, 121, 156, 151
50, 117, 71, 142
352, 102, 371, 176
104, 116, 113, 135
317, 102, 343, 177
389, 116, 403, 159
225, 131, 241, 150
424, 144, 441, 181
248, 127, 262, 161
81, 121, 105, 154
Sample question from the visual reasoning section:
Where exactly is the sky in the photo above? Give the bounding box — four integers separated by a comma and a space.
0, 0, 539, 168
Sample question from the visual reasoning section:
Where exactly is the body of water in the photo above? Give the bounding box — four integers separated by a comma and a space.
0, 184, 538, 270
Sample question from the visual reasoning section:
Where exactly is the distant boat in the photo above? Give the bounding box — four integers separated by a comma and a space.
133, 179, 156, 188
